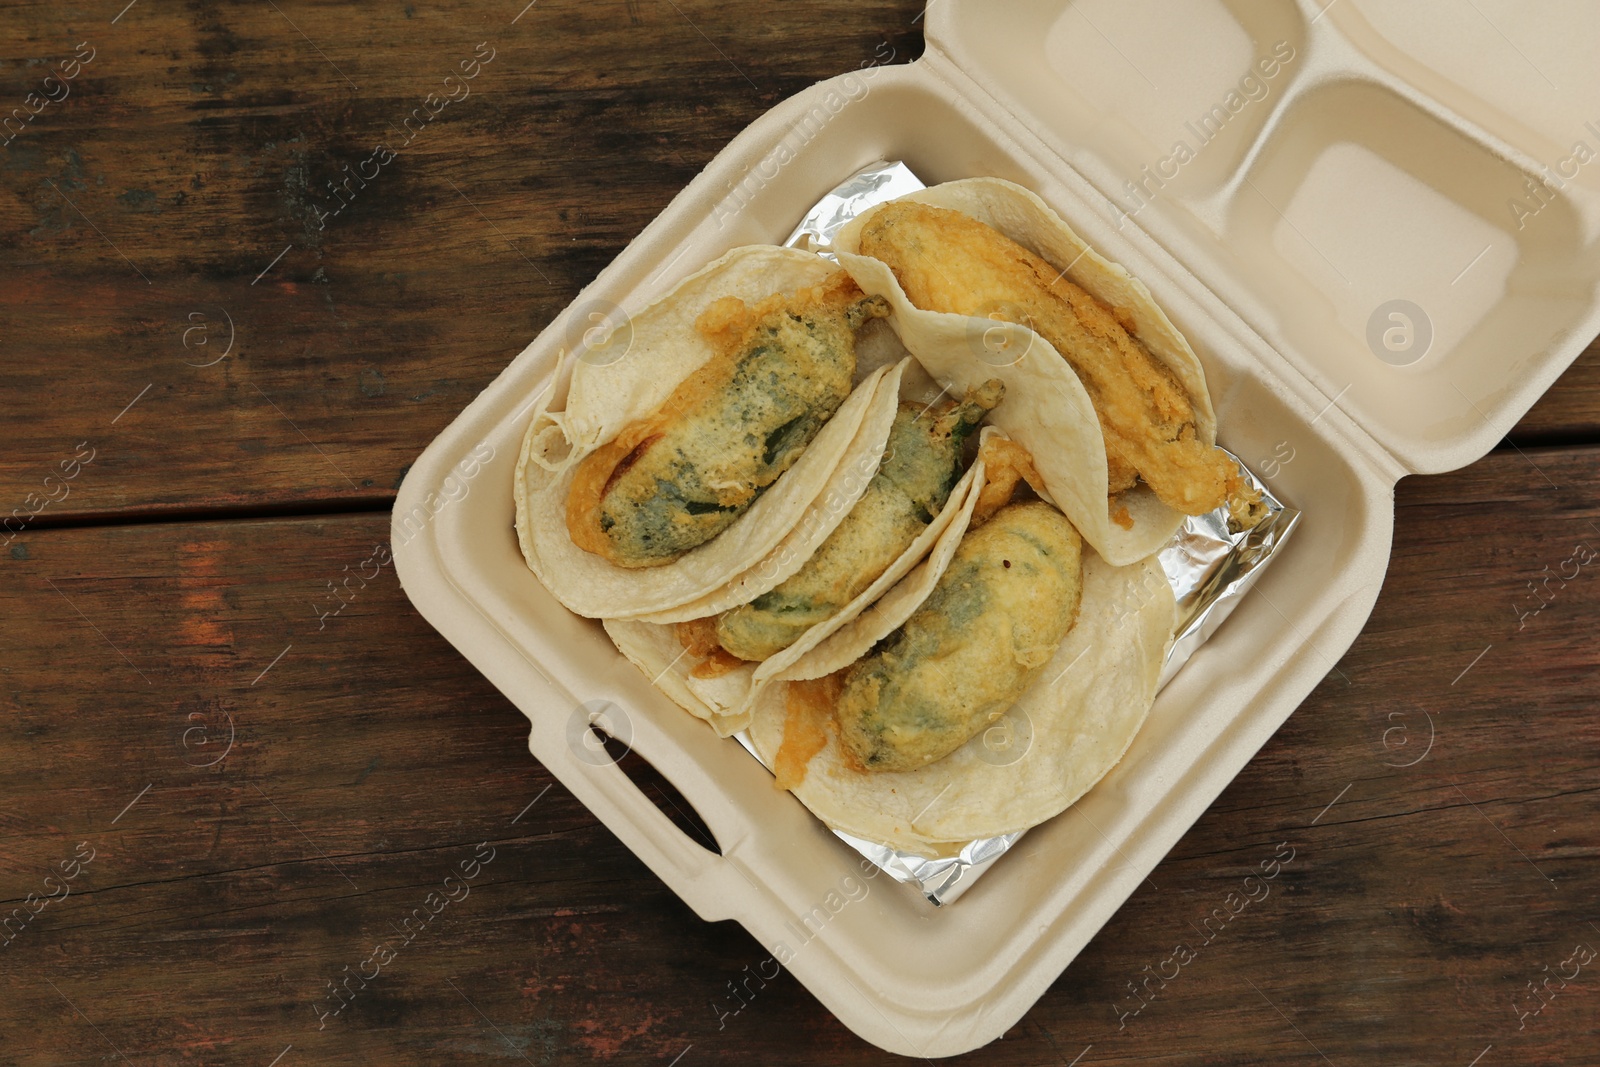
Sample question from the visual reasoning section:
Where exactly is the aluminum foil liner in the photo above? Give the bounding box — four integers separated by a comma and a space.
1156, 456, 1300, 692
733, 161, 1301, 906
782, 160, 929, 255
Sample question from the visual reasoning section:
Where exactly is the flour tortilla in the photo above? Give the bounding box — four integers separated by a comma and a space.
783, 424, 1001, 682
603, 408, 991, 737
626, 360, 914, 626
749, 551, 1177, 851
514, 245, 898, 619
833, 177, 1217, 567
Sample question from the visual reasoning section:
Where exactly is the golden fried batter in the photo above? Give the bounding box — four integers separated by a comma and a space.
713, 381, 1003, 663
857, 202, 1260, 523
674, 617, 744, 679
774, 673, 844, 789
969, 434, 1046, 527
835, 500, 1084, 772
566, 272, 889, 567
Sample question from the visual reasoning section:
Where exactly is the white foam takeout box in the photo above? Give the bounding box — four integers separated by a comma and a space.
392, 0, 1600, 1056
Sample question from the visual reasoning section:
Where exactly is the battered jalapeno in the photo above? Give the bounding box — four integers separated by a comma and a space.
836, 500, 1083, 771
857, 200, 1262, 524
714, 380, 1005, 662
566, 272, 890, 568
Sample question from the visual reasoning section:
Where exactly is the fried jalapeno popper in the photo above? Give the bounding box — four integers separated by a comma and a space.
834, 500, 1084, 772
711, 380, 1004, 662
855, 200, 1259, 525
565, 272, 889, 568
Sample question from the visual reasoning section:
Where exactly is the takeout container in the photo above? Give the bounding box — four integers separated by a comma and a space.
393, 1, 1600, 1055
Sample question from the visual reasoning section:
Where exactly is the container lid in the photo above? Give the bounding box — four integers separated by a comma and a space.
926, 0, 1600, 474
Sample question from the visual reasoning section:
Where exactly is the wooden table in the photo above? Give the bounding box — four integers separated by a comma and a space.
3, 2, 1597, 1063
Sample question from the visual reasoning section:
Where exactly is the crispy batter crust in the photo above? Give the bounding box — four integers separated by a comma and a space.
774, 673, 844, 789
858, 201, 1261, 522
713, 381, 1003, 663
566, 271, 886, 567
673, 617, 745, 679
836, 499, 1084, 772
969, 434, 1046, 527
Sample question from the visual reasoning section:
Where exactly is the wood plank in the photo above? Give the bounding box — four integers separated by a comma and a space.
3, 446, 1597, 1063
1512, 337, 1600, 443
0, 0, 926, 523
4, 0, 1597, 529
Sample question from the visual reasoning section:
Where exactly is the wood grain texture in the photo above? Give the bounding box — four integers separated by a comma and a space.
5, 0, 1593, 531
0, 0, 924, 522
1513, 338, 1600, 443
3, 1, 1599, 1064
2, 458, 1596, 1064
